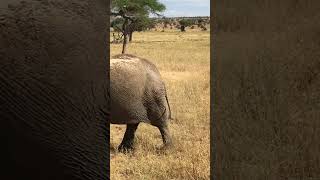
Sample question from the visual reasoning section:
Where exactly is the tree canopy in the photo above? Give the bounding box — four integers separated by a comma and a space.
111, 0, 165, 19
111, 16, 155, 33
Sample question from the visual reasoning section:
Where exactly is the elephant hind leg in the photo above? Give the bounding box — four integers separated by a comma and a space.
156, 122, 172, 147
118, 123, 139, 153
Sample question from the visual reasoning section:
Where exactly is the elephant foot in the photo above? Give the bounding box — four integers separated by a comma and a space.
118, 141, 135, 153
155, 143, 173, 154
118, 123, 139, 153
163, 140, 174, 149
157, 123, 173, 149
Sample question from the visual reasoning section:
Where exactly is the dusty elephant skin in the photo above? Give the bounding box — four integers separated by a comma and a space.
110, 54, 172, 152
0, 1, 109, 180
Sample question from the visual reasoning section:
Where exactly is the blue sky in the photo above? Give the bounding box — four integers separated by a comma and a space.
158, 0, 210, 17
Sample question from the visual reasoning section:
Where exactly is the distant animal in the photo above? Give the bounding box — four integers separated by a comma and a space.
110, 54, 172, 152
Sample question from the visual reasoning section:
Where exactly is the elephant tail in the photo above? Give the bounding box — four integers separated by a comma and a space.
164, 88, 172, 120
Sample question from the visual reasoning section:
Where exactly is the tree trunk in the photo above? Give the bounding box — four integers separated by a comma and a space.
180, 25, 186, 32
121, 19, 129, 54
122, 33, 128, 54
129, 31, 133, 42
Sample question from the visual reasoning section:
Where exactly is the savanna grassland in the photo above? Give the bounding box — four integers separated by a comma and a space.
110, 29, 210, 179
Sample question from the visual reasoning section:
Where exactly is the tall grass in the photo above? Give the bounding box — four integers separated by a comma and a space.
110, 30, 210, 179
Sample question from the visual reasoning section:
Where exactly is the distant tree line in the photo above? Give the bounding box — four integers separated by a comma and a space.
111, 16, 210, 35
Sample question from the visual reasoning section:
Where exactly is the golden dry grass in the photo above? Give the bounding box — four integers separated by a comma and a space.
110, 30, 210, 179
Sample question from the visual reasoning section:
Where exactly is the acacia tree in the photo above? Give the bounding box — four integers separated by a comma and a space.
128, 17, 156, 41
111, 0, 165, 54
112, 16, 156, 42
179, 19, 194, 32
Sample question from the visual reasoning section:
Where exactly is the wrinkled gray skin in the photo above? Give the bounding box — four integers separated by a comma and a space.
0, 1, 109, 179
111, 54, 172, 151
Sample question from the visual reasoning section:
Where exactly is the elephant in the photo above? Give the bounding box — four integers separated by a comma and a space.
110, 54, 172, 152
0, 1, 109, 179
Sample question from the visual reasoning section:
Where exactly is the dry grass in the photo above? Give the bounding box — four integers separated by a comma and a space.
110, 30, 210, 179
216, 31, 320, 180
215, 1, 320, 179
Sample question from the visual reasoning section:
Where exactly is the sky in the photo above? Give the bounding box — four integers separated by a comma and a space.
158, 0, 210, 17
